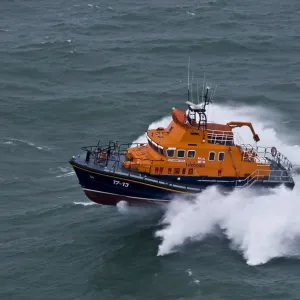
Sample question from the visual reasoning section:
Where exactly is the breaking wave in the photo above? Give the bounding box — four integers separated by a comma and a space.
155, 183, 300, 266
133, 103, 300, 266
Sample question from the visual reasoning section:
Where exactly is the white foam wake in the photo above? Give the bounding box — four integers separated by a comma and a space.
73, 201, 96, 206
56, 171, 75, 178
155, 184, 300, 265
1, 138, 52, 151
132, 103, 300, 265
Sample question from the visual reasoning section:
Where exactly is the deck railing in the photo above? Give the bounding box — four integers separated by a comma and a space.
239, 144, 293, 174
78, 140, 294, 189
206, 129, 245, 146
81, 140, 165, 174
237, 168, 294, 188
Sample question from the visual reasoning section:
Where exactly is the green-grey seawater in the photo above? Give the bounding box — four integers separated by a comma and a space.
1, 0, 300, 299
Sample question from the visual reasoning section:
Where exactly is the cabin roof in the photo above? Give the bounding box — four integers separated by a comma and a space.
207, 123, 232, 132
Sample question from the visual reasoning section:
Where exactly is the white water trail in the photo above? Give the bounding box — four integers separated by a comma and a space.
117, 200, 165, 218
73, 201, 96, 206
56, 171, 75, 178
132, 103, 300, 265
117, 200, 130, 214
155, 184, 300, 266
1, 138, 52, 151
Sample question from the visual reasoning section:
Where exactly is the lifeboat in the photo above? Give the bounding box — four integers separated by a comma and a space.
69, 82, 295, 206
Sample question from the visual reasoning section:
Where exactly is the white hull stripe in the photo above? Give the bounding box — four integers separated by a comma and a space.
82, 188, 170, 202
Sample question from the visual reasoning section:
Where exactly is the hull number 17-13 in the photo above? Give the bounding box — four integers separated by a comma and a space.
113, 180, 129, 187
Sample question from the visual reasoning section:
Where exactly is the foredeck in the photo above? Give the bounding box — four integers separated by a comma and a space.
72, 148, 206, 192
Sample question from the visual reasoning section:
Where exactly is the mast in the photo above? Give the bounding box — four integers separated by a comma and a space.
187, 57, 190, 102
197, 79, 200, 104
185, 62, 216, 130
201, 73, 205, 102
191, 72, 194, 103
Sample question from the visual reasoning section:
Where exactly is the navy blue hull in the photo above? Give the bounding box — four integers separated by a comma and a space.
70, 161, 294, 206
71, 162, 198, 205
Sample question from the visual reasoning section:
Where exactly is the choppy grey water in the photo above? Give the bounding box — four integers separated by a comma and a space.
1, 0, 300, 299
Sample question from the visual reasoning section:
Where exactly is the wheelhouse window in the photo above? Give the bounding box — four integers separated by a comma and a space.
187, 150, 196, 158
167, 148, 175, 158
218, 152, 225, 161
147, 136, 164, 156
148, 141, 156, 152
209, 152, 216, 161
158, 146, 164, 156
177, 150, 185, 158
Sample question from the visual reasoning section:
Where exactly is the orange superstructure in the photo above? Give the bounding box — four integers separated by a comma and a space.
122, 87, 270, 180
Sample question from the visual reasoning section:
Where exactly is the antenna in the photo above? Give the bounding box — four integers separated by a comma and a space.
204, 85, 210, 106
191, 72, 194, 103
197, 79, 200, 104
187, 57, 190, 102
211, 84, 218, 102
201, 73, 205, 102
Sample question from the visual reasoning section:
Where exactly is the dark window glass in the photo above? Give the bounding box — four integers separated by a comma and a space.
149, 141, 154, 151
209, 152, 215, 161
167, 149, 175, 157
218, 152, 225, 161
187, 150, 195, 158
177, 150, 185, 158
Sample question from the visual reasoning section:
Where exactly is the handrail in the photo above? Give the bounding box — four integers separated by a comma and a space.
207, 130, 247, 146
207, 128, 233, 134
79, 140, 294, 189
239, 144, 293, 174
81, 140, 166, 176
237, 168, 293, 188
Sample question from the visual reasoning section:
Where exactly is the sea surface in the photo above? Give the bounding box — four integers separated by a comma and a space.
1, 0, 300, 299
